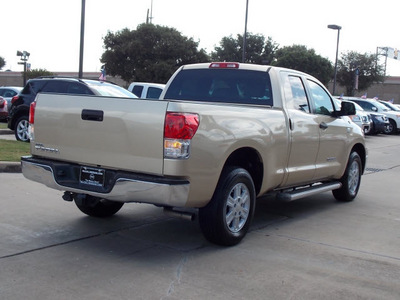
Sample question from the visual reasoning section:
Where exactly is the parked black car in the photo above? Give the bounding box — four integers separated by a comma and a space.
369, 113, 390, 134
8, 77, 137, 141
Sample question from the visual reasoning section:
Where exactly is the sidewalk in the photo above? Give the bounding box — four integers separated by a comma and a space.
0, 128, 22, 173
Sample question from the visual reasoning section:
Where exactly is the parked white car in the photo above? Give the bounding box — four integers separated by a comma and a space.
128, 82, 165, 99
349, 98, 400, 134
335, 97, 373, 134
379, 100, 400, 112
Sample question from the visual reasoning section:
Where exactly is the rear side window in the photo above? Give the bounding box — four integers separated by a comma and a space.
41, 81, 69, 93
164, 69, 273, 106
22, 81, 47, 95
146, 87, 163, 99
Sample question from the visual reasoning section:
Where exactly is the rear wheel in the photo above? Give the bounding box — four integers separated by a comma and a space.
333, 152, 362, 202
199, 167, 256, 246
14, 116, 30, 142
74, 195, 124, 217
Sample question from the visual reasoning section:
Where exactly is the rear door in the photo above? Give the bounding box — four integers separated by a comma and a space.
32, 93, 168, 175
281, 72, 319, 186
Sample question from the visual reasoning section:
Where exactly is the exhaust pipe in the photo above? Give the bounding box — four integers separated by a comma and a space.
163, 207, 196, 221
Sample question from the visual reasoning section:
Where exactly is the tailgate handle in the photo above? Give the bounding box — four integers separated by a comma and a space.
81, 109, 104, 122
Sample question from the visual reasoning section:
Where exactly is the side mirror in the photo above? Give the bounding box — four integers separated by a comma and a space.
338, 101, 356, 116
372, 106, 378, 112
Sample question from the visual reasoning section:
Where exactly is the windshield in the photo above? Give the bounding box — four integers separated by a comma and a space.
87, 82, 137, 98
381, 101, 400, 111
373, 101, 390, 111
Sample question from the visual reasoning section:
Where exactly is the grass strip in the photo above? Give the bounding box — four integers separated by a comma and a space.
0, 140, 30, 162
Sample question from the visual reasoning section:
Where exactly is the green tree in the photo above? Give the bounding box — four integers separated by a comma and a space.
273, 45, 333, 86
336, 51, 385, 96
0, 56, 5, 70
211, 33, 279, 64
100, 23, 209, 83
26, 68, 55, 80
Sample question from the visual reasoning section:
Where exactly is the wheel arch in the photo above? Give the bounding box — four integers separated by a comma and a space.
351, 143, 367, 174
10, 105, 29, 130
222, 147, 263, 195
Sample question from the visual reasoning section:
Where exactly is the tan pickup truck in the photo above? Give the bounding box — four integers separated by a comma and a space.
22, 62, 366, 246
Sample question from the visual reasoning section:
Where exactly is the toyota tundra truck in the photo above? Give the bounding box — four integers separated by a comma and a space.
21, 62, 366, 246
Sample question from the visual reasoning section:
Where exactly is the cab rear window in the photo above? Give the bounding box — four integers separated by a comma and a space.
165, 69, 273, 106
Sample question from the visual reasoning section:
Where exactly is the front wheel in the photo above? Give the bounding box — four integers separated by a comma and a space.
14, 116, 30, 142
199, 167, 256, 246
332, 152, 362, 202
74, 195, 124, 217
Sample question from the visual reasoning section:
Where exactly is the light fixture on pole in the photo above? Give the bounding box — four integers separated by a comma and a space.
17, 50, 30, 86
327, 24, 341, 95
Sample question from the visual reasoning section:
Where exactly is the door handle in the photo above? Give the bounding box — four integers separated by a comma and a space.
319, 122, 328, 130
289, 118, 293, 130
81, 109, 104, 122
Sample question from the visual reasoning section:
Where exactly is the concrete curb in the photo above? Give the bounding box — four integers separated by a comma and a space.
0, 162, 22, 173
0, 128, 13, 135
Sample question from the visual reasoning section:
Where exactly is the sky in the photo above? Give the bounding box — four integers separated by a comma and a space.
2, 0, 400, 76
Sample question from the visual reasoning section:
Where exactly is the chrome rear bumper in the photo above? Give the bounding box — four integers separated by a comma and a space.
21, 156, 190, 207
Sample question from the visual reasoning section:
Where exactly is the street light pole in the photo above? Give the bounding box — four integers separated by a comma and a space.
79, 0, 86, 79
327, 24, 341, 95
242, 0, 249, 63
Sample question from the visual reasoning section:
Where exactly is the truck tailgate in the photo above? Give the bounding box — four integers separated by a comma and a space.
31, 93, 168, 175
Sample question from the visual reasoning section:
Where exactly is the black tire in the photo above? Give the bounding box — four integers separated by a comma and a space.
74, 195, 124, 218
332, 152, 362, 202
387, 119, 397, 135
199, 167, 256, 246
14, 116, 30, 142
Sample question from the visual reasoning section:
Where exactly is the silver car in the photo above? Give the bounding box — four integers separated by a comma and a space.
0, 86, 23, 110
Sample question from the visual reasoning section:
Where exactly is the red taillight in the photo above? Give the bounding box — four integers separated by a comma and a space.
29, 101, 36, 124
164, 112, 199, 139
11, 95, 19, 104
209, 62, 239, 69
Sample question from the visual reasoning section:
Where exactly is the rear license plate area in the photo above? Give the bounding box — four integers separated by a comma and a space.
80, 167, 105, 187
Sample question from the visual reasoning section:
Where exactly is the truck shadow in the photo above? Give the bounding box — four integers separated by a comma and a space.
61, 192, 345, 261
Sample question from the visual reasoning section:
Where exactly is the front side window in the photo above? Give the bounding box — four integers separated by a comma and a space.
307, 80, 334, 116
132, 85, 144, 98
164, 69, 273, 106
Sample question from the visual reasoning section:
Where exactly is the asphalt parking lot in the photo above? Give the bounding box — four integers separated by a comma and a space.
0, 132, 399, 299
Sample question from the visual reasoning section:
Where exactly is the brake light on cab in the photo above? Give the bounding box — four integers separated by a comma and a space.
209, 62, 239, 69
28, 101, 36, 140
164, 112, 199, 159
